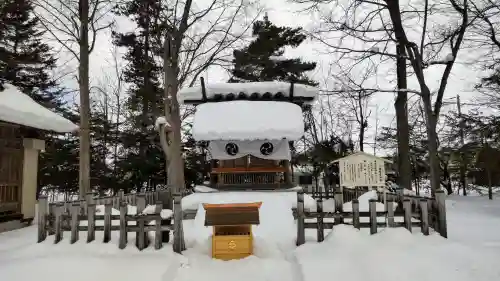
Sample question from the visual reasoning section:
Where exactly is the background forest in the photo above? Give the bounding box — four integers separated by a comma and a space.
1, 0, 500, 198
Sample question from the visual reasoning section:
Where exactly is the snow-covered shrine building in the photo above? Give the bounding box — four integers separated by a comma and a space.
179, 81, 318, 190
0, 84, 78, 224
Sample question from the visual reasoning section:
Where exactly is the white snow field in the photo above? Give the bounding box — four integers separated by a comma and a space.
1, 193, 500, 281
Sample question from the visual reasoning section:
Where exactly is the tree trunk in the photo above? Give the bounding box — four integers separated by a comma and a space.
78, 0, 91, 199
138, 9, 151, 192
164, 34, 185, 194
357, 92, 365, 152
395, 42, 412, 191
460, 162, 467, 196
457, 95, 467, 196
424, 111, 441, 197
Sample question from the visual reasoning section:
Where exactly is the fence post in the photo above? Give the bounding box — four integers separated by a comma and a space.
87, 204, 96, 243
436, 190, 448, 238
352, 199, 360, 230
70, 203, 80, 244
37, 196, 48, 243
48, 203, 55, 235
103, 203, 112, 243
132, 194, 137, 206
383, 189, 388, 212
316, 199, 324, 242
403, 199, 412, 232
154, 202, 163, 250
119, 203, 127, 249
158, 190, 172, 243
296, 190, 305, 246
369, 199, 377, 234
420, 199, 429, 235
136, 195, 148, 248
85, 192, 94, 215
387, 200, 395, 227
173, 193, 186, 253
334, 191, 344, 224
118, 189, 124, 204
54, 203, 63, 244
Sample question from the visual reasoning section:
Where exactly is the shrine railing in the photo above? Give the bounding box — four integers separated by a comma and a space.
211, 167, 287, 188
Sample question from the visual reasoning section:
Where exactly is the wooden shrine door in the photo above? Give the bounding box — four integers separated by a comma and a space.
0, 122, 23, 218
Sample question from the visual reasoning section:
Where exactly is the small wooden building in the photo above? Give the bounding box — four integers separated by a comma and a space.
203, 202, 261, 260
0, 84, 77, 224
179, 81, 318, 190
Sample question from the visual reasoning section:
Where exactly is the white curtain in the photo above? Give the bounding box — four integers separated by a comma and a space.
208, 139, 291, 160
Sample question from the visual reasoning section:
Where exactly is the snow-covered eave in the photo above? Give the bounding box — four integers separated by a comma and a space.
0, 84, 79, 133
192, 100, 305, 141
331, 151, 393, 164
178, 81, 318, 105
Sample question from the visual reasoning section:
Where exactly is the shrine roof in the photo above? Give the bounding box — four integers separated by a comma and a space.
0, 84, 78, 133
203, 202, 261, 226
192, 100, 304, 141
331, 151, 393, 164
178, 81, 318, 105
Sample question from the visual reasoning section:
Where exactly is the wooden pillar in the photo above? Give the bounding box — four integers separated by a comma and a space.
173, 193, 186, 253
334, 191, 344, 224
274, 160, 281, 184
436, 190, 448, 238
219, 160, 225, 184
316, 199, 324, 242
369, 199, 377, 234
21, 138, 45, 221
296, 190, 305, 246
387, 200, 395, 227
352, 199, 360, 229
210, 160, 216, 185
403, 199, 412, 232
283, 160, 292, 185
420, 199, 429, 235
37, 196, 48, 243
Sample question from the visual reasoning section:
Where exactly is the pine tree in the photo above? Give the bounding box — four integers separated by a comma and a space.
230, 14, 317, 86
0, 0, 60, 108
112, 0, 167, 192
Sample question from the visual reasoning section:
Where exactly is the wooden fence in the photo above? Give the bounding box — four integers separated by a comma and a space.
307, 187, 368, 203
296, 190, 447, 245
38, 187, 448, 251
37, 190, 187, 252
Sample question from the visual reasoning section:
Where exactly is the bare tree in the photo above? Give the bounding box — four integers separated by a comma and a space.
93, 45, 125, 175
327, 63, 379, 151
34, 0, 115, 198
295, 0, 470, 195
468, 0, 500, 62
155, 0, 260, 194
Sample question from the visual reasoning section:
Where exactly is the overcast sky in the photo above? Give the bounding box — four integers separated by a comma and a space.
47, 0, 488, 154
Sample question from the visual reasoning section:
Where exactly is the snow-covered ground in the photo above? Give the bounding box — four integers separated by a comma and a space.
1, 193, 499, 281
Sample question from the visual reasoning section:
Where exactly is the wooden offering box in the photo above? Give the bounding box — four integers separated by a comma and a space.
203, 202, 262, 261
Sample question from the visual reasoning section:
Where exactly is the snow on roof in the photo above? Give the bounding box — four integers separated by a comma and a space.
0, 84, 78, 133
331, 151, 393, 163
178, 81, 318, 104
192, 100, 304, 141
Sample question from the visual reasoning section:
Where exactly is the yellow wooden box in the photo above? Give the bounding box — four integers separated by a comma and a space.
203, 203, 262, 261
